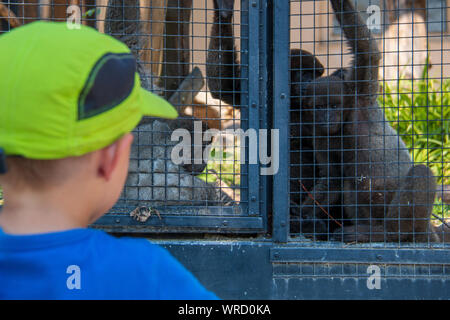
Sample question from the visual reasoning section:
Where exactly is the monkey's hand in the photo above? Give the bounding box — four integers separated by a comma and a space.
299, 179, 339, 236
213, 0, 235, 20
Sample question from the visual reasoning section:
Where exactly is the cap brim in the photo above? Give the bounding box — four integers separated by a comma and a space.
140, 88, 178, 119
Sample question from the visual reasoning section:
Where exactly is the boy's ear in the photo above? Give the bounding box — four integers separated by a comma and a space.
97, 133, 134, 181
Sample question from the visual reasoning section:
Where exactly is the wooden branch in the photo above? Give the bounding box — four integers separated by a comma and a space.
0, 3, 21, 28
140, 0, 167, 77
160, 0, 193, 99
139, 67, 204, 126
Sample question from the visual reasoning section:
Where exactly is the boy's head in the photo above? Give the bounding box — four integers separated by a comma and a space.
0, 22, 177, 224
0, 134, 134, 223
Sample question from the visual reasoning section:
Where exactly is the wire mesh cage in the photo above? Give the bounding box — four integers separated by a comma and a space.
288, 0, 450, 246
0, 0, 267, 234
101, 0, 250, 232
0, 0, 449, 243
97, 0, 264, 233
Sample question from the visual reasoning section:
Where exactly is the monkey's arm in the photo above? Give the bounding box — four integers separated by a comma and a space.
330, 0, 381, 96
302, 136, 342, 213
300, 176, 342, 235
206, 1, 241, 107
290, 49, 325, 106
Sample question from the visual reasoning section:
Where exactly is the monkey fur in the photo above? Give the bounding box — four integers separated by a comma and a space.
300, 0, 439, 243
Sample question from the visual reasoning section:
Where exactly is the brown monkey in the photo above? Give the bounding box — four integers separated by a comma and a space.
301, 0, 438, 243
297, 74, 346, 239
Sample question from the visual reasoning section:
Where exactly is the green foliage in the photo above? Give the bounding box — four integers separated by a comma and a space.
82, 8, 101, 18
198, 146, 241, 188
432, 199, 450, 222
380, 77, 450, 186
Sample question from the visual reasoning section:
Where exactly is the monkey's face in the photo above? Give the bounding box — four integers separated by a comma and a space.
290, 50, 325, 108
290, 49, 325, 80
214, 0, 235, 19
302, 76, 344, 135
290, 49, 325, 93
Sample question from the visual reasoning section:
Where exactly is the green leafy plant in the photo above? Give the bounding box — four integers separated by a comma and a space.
82, 8, 101, 18
380, 66, 449, 220
432, 199, 450, 222
198, 146, 241, 188
380, 76, 449, 186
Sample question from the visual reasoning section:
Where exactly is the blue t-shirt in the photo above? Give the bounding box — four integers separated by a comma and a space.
0, 227, 218, 300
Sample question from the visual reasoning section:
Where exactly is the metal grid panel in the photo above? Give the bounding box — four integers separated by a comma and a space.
288, 0, 450, 246
272, 262, 450, 299
1, 0, 449, 242
0, 0, 266, 233
100, 0, 264, 232
270, 245, 450, 298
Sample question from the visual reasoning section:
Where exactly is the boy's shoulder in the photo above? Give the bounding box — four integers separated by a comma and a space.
89, 228, 167, 260
79, 229, 217, 299
0, 228, 217, 299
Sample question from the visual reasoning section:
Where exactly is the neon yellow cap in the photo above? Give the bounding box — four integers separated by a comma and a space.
0, 21, 177, 160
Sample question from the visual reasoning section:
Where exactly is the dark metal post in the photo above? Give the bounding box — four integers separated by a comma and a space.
272, 0, 290, 242
247, 0, 260, 217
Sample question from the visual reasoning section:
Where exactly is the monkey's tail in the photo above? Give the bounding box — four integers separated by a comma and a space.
206, 1, 241, 107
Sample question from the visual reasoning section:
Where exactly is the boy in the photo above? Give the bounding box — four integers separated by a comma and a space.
0, 21, 217, 300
